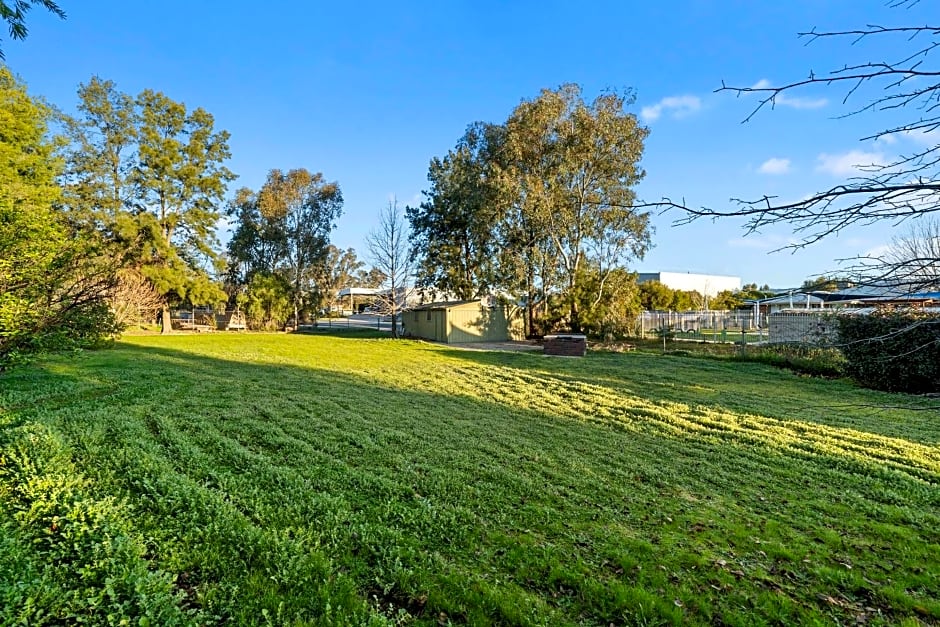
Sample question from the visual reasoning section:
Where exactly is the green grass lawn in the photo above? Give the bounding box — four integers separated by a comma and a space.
1, 333, 938, 625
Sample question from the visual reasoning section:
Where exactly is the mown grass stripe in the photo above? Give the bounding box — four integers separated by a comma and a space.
1, 333, 938, 625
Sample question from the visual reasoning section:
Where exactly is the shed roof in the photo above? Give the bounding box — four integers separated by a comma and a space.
409, 300, 481, 311
750, 293, 827, 306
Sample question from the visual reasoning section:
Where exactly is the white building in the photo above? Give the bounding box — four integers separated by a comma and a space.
637, 272, 741, 297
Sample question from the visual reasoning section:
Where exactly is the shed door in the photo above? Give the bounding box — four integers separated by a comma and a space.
436, 311, 446, 342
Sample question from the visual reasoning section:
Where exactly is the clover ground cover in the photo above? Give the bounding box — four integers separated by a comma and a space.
1, 333, 938, 625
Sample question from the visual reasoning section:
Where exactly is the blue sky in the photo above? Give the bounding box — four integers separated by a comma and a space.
7, 0, 925, 288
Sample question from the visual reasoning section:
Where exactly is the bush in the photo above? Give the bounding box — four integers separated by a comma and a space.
244, 273, 293, 330
837, 309, 940, 393
0, 67, 120, 370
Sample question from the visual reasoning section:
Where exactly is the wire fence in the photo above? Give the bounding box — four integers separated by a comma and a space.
635, 311, 839, 345
166, 307, 842, 344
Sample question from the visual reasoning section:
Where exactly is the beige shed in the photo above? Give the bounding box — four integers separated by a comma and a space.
403, 300, 523, 344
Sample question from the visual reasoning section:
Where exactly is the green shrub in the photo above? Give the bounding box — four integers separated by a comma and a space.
837, 309, 940, 393
0, 67, 120, 371
1, 293, 121, 370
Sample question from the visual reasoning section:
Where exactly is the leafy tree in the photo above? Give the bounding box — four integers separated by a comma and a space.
356, 267, 386, 289
313, 245, 364, 313
638, 280, 673, 311
801, 276, 852, 291
367, 201, 412, 338
224, 185, 288, 295
63, 79, 235, 332
574, 266, 641, 340
670, 290, 700, 312
0, 0, 64, 60
710, 290, 742, 310
411, 84, 652, 334
501, 84, 651, 331
739, 283, 775, 301
244, 272, 292, 330
62, 76, 137, 243
709, 285, 775, 310
0, 65, 115, 367
407, 122, 502, 300
224, 170, 342, 327
134, 89, 234, 330
408, 84, 651, 334
255, 168, 343, 328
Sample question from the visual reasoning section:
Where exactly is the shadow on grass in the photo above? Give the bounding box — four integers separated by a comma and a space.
427, 343, 940, 447
291, 326, 389, 339
2, 338, 939, 625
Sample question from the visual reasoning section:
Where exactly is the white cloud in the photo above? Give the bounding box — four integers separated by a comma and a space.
816, 150, 888, 176
641, 95, 701, 122
777, 94, 828, 110
749, 78, 827, 110
902, 128, 940, 146
758, 157, 791, 175
863, 243, 891, 258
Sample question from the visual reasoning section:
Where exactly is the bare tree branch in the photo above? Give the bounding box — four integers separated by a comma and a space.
639, 9, 940, 274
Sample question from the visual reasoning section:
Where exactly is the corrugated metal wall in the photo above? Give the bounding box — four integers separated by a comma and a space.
448, 304, 508, 343
404, 308, 447, 342
404, 303, 525, 343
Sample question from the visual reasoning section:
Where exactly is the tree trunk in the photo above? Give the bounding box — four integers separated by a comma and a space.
526, 263, 536, 337
160, 305, 172, 334
570, 298, 581, 333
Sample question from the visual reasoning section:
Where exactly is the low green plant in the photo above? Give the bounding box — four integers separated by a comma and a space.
0, 417, 189, 624
838, 309, 940, 393
1, 334, 937, 624
731, 343, 846, 378
610, 338, 846, 378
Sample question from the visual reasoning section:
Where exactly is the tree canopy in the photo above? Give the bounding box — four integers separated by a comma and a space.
226, 169, 343, 328
408, 83, 651, 334
64, 78, 236, 331
0, 65, 115, 367
313, 245, 365, 313
407, 122, 501, 301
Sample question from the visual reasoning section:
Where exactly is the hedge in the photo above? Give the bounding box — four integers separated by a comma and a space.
837, 309, 940, 394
